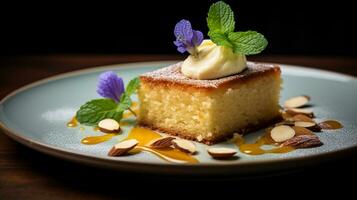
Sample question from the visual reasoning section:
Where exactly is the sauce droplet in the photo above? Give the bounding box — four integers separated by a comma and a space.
81, 134, 116, 145
67, 117, 78, 128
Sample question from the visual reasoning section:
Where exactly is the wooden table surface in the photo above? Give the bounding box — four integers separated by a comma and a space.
1, 55, 357, 199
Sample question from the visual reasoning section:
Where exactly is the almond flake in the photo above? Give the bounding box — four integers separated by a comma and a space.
98, 118, 120, 133
281, 135, 323, 148
286, 108, 314, 118
284, 95, 310, 108
270, 125, 296, 143
108, 139, 138, 156
147, 137, 175, 149
207, 147, 237, 159
294, 121, 315, 127
294, 121, 321, 132
172, 139, 196, 154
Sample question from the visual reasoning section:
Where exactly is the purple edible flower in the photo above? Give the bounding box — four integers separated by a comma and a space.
96, 71, 125, 102
174, 19, 203, 56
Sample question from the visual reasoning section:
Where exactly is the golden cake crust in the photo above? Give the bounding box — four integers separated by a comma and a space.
140, 61, 281, 91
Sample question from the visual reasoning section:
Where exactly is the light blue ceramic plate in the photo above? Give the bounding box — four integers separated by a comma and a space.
1, 61, 357, 175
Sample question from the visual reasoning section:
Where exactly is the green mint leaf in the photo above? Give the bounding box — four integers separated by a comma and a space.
208, 31, 233, 49
125, 77, 140, 96
117, 77, 140, 111
207, 1, 235, 34
118, 93, 132, 111
76, 98, 123, 126
228, 31, 268, 55
206, 2, 269, 55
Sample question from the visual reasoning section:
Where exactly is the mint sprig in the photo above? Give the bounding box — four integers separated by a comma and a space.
207, 1, 268, 55
76, 77, 140, 126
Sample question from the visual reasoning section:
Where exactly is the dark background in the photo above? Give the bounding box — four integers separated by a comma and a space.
1, 0, 356, 56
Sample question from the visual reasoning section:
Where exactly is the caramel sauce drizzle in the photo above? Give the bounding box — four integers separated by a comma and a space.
236, 130, 295, 155
124, 127, 198, 163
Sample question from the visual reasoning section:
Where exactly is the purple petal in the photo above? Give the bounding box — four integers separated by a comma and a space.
177, 46, 187, 53
174, 19, 193, 42
192, 30, 204, 46
174, 40, 187, 53
96, 71, 125, 102
173, 40, 184, 47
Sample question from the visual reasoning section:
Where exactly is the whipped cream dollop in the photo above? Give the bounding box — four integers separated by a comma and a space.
181, 40, 247, 80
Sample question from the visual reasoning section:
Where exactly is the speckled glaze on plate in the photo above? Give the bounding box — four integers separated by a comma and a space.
1, 61, 357, 175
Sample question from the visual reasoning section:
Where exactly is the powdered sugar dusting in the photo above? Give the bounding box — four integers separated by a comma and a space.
140, 61, 279, 89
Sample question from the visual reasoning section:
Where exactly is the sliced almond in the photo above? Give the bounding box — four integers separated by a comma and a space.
292, 114, 315, 123
108, 139, 138, 156
292, 126, 314, 136
286, 108, 314, 118
270, 125, 296, 143
294, 121, 321, 132
98, 118, 120, 133
294, 121, 315, 127
172, 139, 196, 154
284, 95, 310, 108
207, 147, 237, 159
281, 135, 323, 148
147, 136, 175, 149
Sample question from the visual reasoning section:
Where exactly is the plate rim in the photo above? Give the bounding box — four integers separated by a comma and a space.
1, 60, 356, 174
